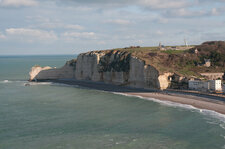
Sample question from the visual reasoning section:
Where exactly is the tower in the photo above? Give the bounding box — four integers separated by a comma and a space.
159, 42, 162, 48
184, 38, 188, 47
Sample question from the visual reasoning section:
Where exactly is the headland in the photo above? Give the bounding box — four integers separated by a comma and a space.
29, 41, 225, 114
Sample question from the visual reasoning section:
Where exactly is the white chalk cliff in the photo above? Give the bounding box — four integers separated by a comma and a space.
29, 51, 174, 90
29, 63, 75, 81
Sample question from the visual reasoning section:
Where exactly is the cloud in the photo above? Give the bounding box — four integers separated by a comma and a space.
201, 32, 225, 41
0, 0, 38, 7
65, 24, 85, 30
138, 0, 189, 9
198, 0, 225, 3
38, 22, 85, 30
155, 17, 169, 24
211, 8, 219, 15
26, 16, 85, 30
5, 28, 57, 42
0, 32, 6, 39
163, 6, 225, 18
156, 30, 164, 36
104, 19, 131, 25
61, 0, 190, 9
164, 8, 207, 17
1, 0, 225, 55
210, 7, 225, 16
62, 31, 96, 41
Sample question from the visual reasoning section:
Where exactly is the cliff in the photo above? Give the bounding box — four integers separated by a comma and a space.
29, 41, 225, 90
29, 62, 75, 81
29, 50, 180, 90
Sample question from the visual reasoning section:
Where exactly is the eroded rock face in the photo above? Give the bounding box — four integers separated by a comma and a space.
75, 52, 103, 81
29, 66, 52, 81
158, 73, 174, 90
128, 57, 172, 89
75, 51, 131, 85
29, 51, 176, 90
29, 64, 75, 81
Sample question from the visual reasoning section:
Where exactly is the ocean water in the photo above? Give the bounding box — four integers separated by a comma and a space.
0, 55, 224, 149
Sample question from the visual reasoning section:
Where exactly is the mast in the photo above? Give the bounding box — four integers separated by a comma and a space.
184, 38, 188, 47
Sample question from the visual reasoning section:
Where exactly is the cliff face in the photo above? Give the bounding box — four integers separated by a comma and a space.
29, 64, 75, 81
74, 51, 173, 89
29, 51, 176, 90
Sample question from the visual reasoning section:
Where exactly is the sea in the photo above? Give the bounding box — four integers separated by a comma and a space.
0, 55, 224, 149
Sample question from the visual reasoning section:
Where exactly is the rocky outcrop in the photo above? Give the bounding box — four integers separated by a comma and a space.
75, 52, 103, 82
29, 66, 52, 81
29, 51, 178, 90
29, 63, 75, 81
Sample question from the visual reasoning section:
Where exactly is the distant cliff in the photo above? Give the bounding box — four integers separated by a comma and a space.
30, 41, 225, 90
30, 50, 182, 90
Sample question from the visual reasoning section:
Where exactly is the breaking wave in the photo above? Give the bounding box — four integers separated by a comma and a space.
113, 92, 225, 129
0, 80, 11, 83
0, 79, 81, 88
0, 80, 53, 86
24, 81, 79, 88
0, 80, 27, 84
27, 82, 53, 86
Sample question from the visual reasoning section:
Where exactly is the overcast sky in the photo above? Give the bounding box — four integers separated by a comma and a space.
0, 0, 225, 55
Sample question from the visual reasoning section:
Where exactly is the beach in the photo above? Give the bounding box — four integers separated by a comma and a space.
124, 92, 225, 115
46, 79, 225, 115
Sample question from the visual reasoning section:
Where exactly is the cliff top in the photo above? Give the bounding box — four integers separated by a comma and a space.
85, 41, 225, 78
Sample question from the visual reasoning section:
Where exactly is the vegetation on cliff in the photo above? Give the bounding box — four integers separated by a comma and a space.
190, 41, 225, 67
93, 41, 225, 78
66, 41, 224, 80
98, 50, 131, 72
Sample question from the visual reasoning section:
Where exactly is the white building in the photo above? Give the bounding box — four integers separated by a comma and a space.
188, 80, 222, 92
209, 80, 222, 91
188, 80, 209, 91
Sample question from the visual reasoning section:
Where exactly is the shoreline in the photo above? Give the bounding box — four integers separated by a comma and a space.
35, 79, 225, 115
123, 92, 225, 115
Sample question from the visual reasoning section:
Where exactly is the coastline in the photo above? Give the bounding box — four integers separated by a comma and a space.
123, 92, 225, 115
35, 79, 225, 115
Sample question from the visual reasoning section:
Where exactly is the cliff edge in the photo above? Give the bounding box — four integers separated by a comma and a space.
30, 41, 225, 90
29, 51, 180, 90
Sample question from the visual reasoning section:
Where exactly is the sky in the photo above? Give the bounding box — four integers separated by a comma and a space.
0, 0, 225, 55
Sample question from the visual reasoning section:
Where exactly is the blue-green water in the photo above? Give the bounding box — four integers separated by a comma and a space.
0, 55, 224, 149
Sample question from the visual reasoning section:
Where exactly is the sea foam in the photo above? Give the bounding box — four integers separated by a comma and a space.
26, 82, 80, 88
27, 82, 53, 86
0, 80, 11, 83
113, 92, 225, 128
0, 80, 53, 86
1, 80, 27, 84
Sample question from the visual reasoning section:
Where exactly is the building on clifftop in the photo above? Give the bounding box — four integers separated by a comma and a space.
200, 73, 224, 80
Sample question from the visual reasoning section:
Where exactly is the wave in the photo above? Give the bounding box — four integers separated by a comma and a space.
0, 80, 54, 86
0, 80, 28, 84
0, 80, 11, 83
113, 92, 225, 128
0, 79, 81, 88
27, 82, 53, 86
24, 82, 79, 88
113, 92, 198, 110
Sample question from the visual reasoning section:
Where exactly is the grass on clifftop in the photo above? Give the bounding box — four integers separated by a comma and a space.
99, 46, 192, 75
92, 41, 225, 78
117, 47, 159, 53
161, 50, 186, 54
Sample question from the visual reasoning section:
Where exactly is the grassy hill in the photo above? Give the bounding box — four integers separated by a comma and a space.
95, 41, 225, 78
